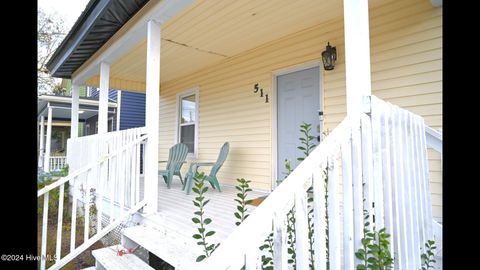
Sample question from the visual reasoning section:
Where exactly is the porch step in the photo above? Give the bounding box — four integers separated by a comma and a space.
92, 245, 154, 270
123, 222, 201, 270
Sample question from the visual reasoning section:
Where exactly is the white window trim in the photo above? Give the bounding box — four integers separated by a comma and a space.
175, 87, 199, 159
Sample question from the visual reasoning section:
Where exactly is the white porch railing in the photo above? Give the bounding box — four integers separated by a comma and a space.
425, 125, 442, 258
37, 127, 147, 270
200, 95, 438, 270
49, 156, 66, 172
425, 126, 442, 155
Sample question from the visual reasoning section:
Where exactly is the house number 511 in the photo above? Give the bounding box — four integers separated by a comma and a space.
253, 83, 269, 103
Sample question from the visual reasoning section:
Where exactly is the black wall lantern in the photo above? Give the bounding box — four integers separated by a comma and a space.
321, 42, 337, 71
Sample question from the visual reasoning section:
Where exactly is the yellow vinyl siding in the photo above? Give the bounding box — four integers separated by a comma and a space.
157, 0, 441, 220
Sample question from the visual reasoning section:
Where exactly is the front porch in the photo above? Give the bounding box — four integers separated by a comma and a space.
38, 0, 443, 269
125, 179, 269, 269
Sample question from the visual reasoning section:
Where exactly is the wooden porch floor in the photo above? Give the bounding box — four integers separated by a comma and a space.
151, 178, 269, 240
130, 176, 270, 268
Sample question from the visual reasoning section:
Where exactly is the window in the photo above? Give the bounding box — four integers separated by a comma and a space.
177, 89, 199, 157
85, 124, 91, 136
108, 117, 114, 132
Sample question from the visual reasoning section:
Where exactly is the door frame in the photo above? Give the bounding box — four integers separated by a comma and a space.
271, 60, 324, 190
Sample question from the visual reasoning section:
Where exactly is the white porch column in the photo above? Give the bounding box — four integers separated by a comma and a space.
99, 62, 110, 134
71, 84, 80, 138
43, 105, 53, 172
116, 90, 122, 131
38, 116, 45, 168
144, 20, 161, 213
343, 0, 372, 115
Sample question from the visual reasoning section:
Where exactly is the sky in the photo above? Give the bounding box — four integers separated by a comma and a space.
38, 0, 90, 30
38, 0, 90, 93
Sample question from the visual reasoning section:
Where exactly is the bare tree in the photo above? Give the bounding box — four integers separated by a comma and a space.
38, 8, 67, 94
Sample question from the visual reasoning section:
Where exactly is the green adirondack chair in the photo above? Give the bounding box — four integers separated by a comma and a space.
184, 142, 230, 194
158, 143, 189, 188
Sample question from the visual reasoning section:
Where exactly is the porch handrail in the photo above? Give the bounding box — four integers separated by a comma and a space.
200, 116, 353, 269
38, 127, 147, 270
425, 126, 442, 154
200, 95, 437, 270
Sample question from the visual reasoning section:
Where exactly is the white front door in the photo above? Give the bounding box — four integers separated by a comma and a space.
277, 66, 321, 180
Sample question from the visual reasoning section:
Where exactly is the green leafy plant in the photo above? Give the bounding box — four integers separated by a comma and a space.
297, 122, 318, 268
88, 188, 98, 236
420, 240, 436, 270
284, 159, 293, 178
287, 208, 297, 268
276, 159, 293, 186
259, 232, 274, 270
234, 178, 253, 226
271, 122, 320, 268
192, 172, 219, 262
307, 194, 315, 269
355, 210, 394, 270
297, 122, 317, 161
61, 165, 69, 177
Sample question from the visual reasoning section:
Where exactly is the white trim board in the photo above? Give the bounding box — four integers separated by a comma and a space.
72, 0, 195, 85
174, 87, 200, 160
270, 61, 324, 190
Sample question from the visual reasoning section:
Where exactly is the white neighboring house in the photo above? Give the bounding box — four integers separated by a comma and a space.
38, 0, 442, 269
37, 94, 117, 173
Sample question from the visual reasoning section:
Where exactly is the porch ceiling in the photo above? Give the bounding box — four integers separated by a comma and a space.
81, 0, 388, 91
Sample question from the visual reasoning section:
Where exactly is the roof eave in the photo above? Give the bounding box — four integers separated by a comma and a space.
46, 0, 111, 78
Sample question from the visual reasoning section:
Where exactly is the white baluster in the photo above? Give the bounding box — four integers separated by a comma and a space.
327, 155, 341, 270
341, 130, 355, 269
295, 184, 309, 269
55, 184, 65, 261
313, 167, 327, 270
40, 192, 49, 270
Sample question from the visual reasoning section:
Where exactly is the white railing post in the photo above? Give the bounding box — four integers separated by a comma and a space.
99, 62, 110, 135
39, 116, 45, 168
295, 185, 310, 270
71, 84, 80, 139
413, 115, 427, 248
352, 117, 365, 266
273, 213, 288, 270
342, 130, 355, 269
419, 118, 434, 241
313, 167, 327, 270
116, 90, 122, 131
391, 106, 408, 269
44, 104, 53, 172
144, 20, 161, 213
70, 177, 79, 253
373, 98, 395, 255
40, 192, 49, 270
405, 113, 421, 268
327, 156, 341, 270
343, 0, 372, 115
55, 184, 65, 262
